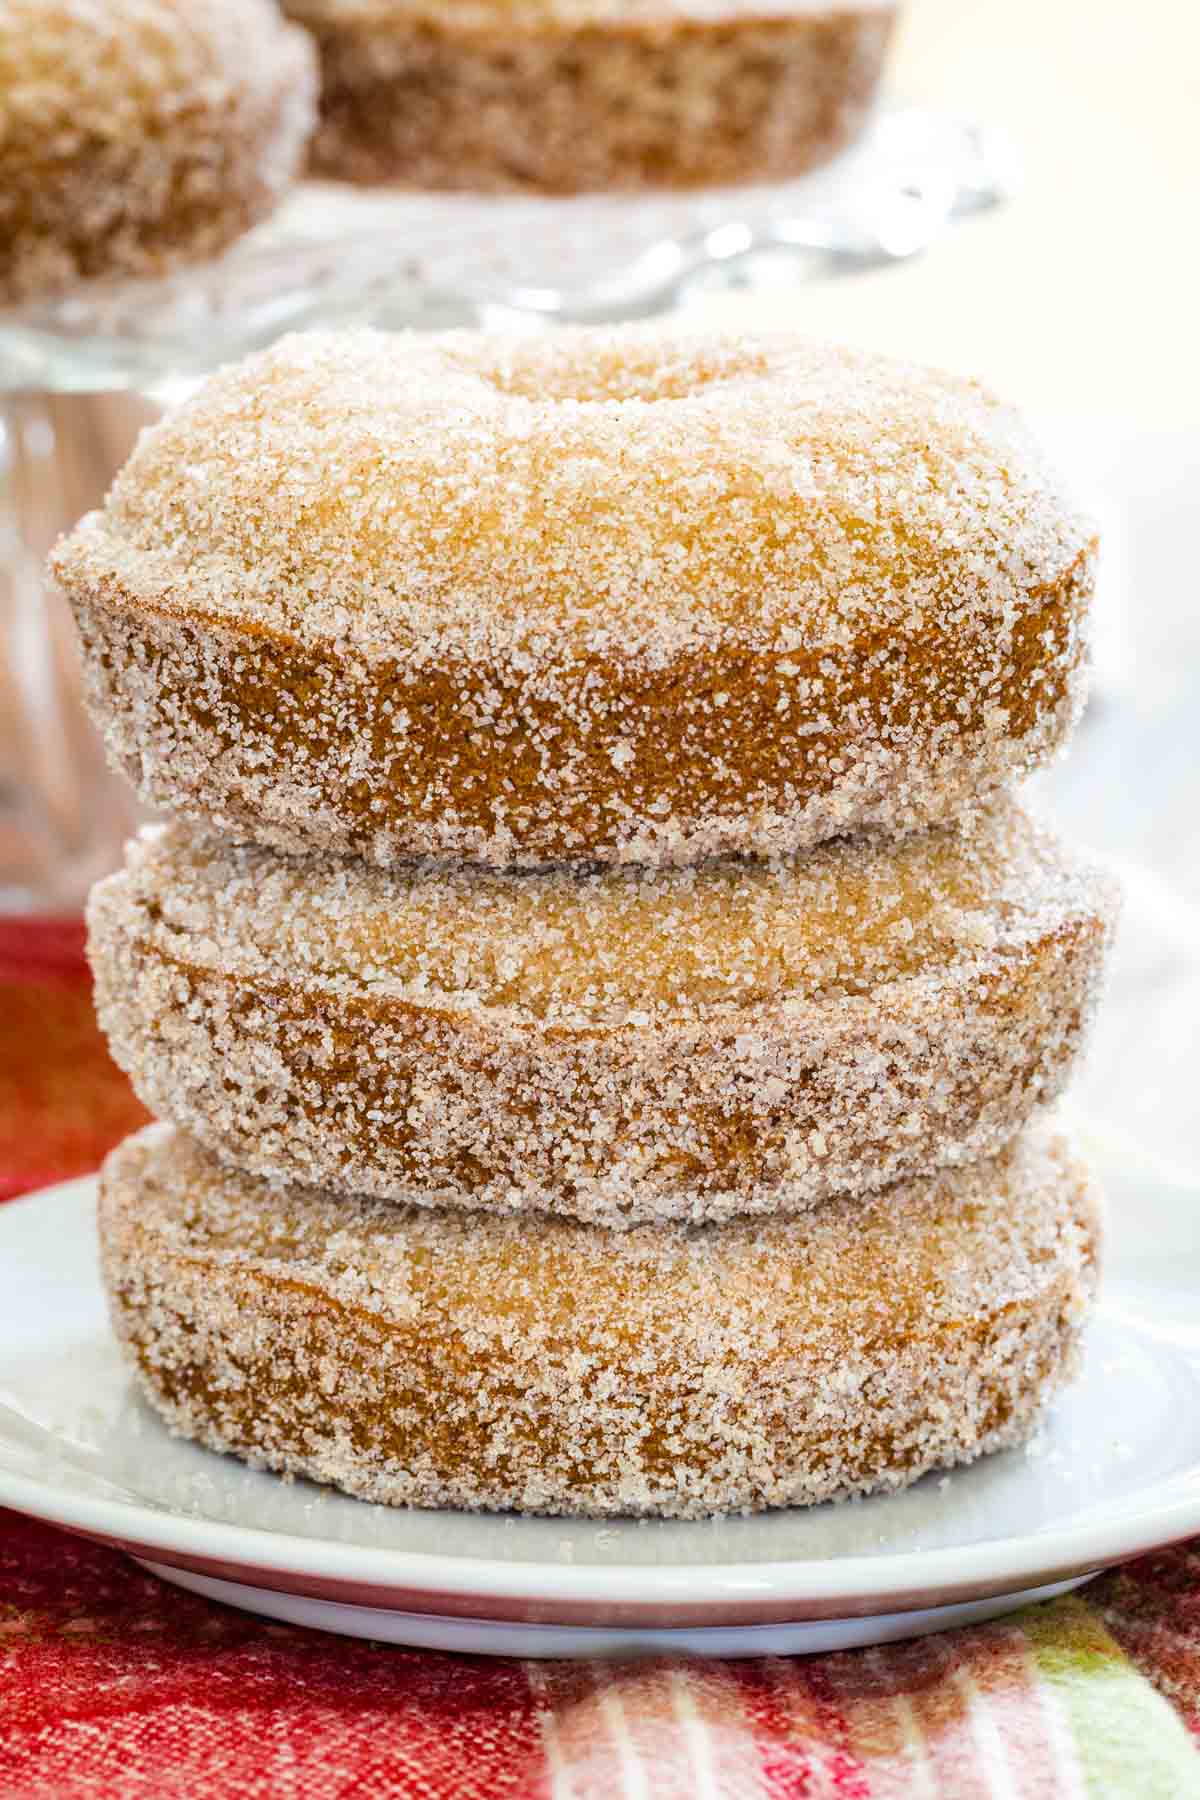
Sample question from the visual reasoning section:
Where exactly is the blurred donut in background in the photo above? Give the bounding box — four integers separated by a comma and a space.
0, 0, 317, 303
284, 0, 897, 192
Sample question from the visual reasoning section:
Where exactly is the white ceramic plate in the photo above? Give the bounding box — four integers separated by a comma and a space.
1, 1152, 1198, 1657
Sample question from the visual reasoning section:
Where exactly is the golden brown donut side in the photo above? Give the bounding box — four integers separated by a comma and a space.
69, 546, 1091, 867
0, 5, 316, 306
89, 894, 1113, 1227
290, 7, 893, 193
99, 1125, 1102, 1519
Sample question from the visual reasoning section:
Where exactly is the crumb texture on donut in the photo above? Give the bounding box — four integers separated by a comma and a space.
88, 802, 1118, 1225
282, 0, 895, 193
0, 0, 316, 304
54, 327, 1093, 647
54, 326, 1096, 866
100, 1124, 1101, 1519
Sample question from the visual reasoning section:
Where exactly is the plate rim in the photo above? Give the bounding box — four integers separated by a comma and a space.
2, 1173, 1199, 1622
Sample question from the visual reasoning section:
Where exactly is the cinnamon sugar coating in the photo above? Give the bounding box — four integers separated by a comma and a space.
100, 1123, 1101, 1519
53, 327, 1096, 868
0, 0, 317, 305
87, 802, 1117, 1227
282, 0, 894, 193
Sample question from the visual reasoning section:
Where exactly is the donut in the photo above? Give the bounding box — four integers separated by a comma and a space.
53, 327, 1097, 870
0, 0, 317, 305
100, 1122, 1101, 1519
282, 0, 895, 193
87, 800, 1117, 1228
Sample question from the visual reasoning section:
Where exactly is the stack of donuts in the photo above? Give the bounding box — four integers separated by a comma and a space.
53, 324, 1117, 1519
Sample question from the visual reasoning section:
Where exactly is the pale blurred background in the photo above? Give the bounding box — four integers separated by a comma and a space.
706, 0, 1199, 428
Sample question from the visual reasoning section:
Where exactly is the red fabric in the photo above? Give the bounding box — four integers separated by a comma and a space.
1, 919, 1198, 1797
0, 917, 149, 1200
1096, 1548, 1200, 1742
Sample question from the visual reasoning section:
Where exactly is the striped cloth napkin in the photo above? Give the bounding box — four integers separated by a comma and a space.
1, 919, 1198, 1799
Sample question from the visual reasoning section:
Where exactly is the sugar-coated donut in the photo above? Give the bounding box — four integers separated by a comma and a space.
54, 327, 1096, 870
282, 0, 895, 193
0, 0, 316, 305
101, 1123, 1100, 1519
88, 800, 1116, 1228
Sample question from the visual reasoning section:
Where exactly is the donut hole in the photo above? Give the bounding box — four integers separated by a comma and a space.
474, 339, 770, 405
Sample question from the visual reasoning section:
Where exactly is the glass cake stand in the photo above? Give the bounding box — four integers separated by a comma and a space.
0, 109, 1011, 396
0, 107, 1012, 909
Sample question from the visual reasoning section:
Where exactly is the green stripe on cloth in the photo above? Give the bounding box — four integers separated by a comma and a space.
1024, 1594, 1200, 1797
